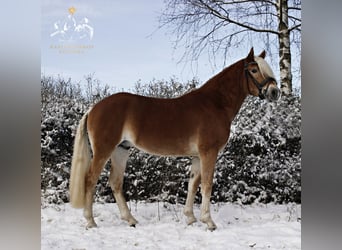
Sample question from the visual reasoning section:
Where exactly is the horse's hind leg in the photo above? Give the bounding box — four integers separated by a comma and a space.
84, 155, 109, 228
109, 145, 138, 226
184, 157, 201, 225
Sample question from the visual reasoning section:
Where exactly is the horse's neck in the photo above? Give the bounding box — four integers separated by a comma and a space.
199, 60, 248, 116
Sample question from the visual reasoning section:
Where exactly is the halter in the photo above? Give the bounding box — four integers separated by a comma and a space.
244, 62, 276, 99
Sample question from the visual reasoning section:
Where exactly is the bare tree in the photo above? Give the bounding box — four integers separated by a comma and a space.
160, 0, 301, 95
84, 73, 111, 104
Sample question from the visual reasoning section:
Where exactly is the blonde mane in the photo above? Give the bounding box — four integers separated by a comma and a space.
254, 56, 276, 79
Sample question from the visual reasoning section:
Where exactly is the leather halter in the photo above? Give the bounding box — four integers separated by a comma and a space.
244, 62, 276, 99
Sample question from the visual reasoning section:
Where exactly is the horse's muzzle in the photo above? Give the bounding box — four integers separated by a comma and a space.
265, 86, 281, 102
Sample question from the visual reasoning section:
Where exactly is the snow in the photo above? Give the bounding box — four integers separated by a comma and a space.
41, 202, 301, 249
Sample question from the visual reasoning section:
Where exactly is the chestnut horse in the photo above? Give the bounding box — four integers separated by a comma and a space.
70, 48, 280, 231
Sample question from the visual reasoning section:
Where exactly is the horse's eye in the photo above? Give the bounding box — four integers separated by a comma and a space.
251, 69, 258, 73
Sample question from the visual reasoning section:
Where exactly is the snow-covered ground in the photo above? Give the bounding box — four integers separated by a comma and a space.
41, 202, 300, 249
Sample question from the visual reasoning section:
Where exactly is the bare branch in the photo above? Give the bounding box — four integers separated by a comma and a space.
288, 15, 301, 23
216, 0, 277, 7
197, 0, 279, 34
289, 23, 301, 32
288, 7, 301, 11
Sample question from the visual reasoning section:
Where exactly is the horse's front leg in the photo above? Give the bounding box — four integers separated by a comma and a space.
199, 151, 218, 231
184, 157, 201, 225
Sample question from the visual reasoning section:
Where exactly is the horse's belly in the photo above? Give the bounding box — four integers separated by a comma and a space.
122, 128, 198, 156
136, 140, 198, 156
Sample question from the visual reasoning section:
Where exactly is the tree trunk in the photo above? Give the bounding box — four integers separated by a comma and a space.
277, 0, 292, 95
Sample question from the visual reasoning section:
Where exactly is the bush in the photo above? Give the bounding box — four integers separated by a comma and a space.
41, 74, 110, 204
41, 76, 301, 206
215, 96, 301, 204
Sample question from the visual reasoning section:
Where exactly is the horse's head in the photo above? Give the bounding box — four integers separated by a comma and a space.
244, 48, 281, 102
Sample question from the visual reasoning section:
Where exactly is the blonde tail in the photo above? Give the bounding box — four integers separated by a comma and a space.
69, 111, 91, 208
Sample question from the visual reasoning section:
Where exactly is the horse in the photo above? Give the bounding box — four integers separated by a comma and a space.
69, 48, 280, 231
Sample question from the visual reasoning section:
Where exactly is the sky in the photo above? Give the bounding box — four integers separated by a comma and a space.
41, 0, 299, 92
41, 0, 214, 91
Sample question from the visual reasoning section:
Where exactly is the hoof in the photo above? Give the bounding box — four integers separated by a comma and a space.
184, 209, 197, 226
127, 217, 138, 227
207, 225, 217, 232
186, 217, 197, 225
200, 216, 217, 231
86, 221, 97, 229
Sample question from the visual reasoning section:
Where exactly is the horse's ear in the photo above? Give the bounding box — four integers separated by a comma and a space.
246, 47, 254, 62
259, 50, 266, 58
